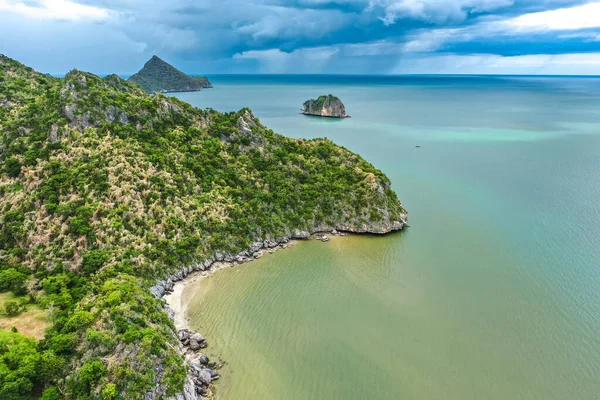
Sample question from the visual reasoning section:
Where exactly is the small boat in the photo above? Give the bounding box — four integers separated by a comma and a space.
415, 145, 421, 148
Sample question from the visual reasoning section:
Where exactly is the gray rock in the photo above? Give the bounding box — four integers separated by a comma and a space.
164, 376, 203, 400
264, 240, 278, 248
199, 354, 209, 365
178, 330, 190, 341
190, 362, 203, 373
198, 369, 212, 385
208, 369, 219, 379
189, 332, 206, 350
49, 124, 60, 143
165, 306, 175, 321
191, 333, 205, 343
150, 286, 163, 298
292, 229, 310, 239
249, 241, 263, 253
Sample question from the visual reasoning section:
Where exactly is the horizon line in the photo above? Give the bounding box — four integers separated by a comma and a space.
52, 72, 600, 79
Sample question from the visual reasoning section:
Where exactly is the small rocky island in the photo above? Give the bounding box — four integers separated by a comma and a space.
302, 94, 349, 118
128, 55, 212, 93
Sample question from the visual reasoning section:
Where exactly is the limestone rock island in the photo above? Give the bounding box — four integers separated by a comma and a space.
302, 94, 349, 118
128, 55, 212, 93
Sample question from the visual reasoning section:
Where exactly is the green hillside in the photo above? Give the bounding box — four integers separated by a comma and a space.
0, 54, 405, 399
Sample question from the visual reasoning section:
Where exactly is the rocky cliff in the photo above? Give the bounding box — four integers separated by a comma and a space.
302, 94, 349, 118
128, 55, 212, 93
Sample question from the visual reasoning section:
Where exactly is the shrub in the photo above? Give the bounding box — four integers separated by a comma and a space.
4, 301, 21, 317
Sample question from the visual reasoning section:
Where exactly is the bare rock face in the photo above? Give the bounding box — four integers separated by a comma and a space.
301, 95, 349, 118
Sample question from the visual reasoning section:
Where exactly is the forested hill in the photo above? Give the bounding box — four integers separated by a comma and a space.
0, 53, 406, 399
127, 56, 212, 93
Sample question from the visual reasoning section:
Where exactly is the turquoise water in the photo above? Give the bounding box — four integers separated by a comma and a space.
175, 76, 600, 399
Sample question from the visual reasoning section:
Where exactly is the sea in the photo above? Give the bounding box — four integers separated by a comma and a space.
172, 75, 600, 400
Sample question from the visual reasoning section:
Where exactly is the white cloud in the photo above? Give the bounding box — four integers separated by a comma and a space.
369, 0, 513, 25
232, 39, 600, 75
401, 1, 600, 53
235, 6, 352, 41
0, 0, 112, 21
558, 31, 600, 41
505, 2, 600, 31
390, 52, 600, 74
3, 0, 600, 74
233, 47, 339, 73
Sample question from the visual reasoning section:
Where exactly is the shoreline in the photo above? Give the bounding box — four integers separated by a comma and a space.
164, 239, 297, 331
157, 237, 302, 400
154, 223, 407, 400
162, 230, 354, 331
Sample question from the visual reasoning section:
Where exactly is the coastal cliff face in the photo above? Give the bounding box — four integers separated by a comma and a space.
302, 94, 348, 118
128, 55, 212, 93
0, 54, 405, 400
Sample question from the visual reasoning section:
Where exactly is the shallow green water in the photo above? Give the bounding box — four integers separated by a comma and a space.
177, 76, 600, 399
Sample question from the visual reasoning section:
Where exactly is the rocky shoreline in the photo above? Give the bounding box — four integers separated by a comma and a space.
153, 221, 407, 400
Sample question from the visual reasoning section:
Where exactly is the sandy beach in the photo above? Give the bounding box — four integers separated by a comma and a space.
163, 239, 307, 331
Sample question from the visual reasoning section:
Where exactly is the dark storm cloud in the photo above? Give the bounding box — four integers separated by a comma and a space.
1, 0, 599, 74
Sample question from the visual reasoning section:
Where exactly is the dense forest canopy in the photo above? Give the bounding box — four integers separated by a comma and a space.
0, 54, 405, 399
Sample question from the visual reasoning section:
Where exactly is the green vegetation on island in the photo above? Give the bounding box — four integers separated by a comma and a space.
127, 56, 212, 94
0, 53, 405, 399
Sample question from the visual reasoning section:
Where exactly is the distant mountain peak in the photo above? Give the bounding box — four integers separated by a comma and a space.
128, 55, 212, 93
147, 55, 165, 64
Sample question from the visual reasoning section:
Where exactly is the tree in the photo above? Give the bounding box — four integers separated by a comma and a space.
5, 157, 21, 178
82, 249, 109, 276
0, 268, 29, 296
40, 386, 61, 400
0, 331, 42, 400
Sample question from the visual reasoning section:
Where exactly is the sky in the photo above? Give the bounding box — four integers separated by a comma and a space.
1, 0, 600, 75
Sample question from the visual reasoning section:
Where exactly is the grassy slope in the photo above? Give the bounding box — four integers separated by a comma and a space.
0, 293, 49, 340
